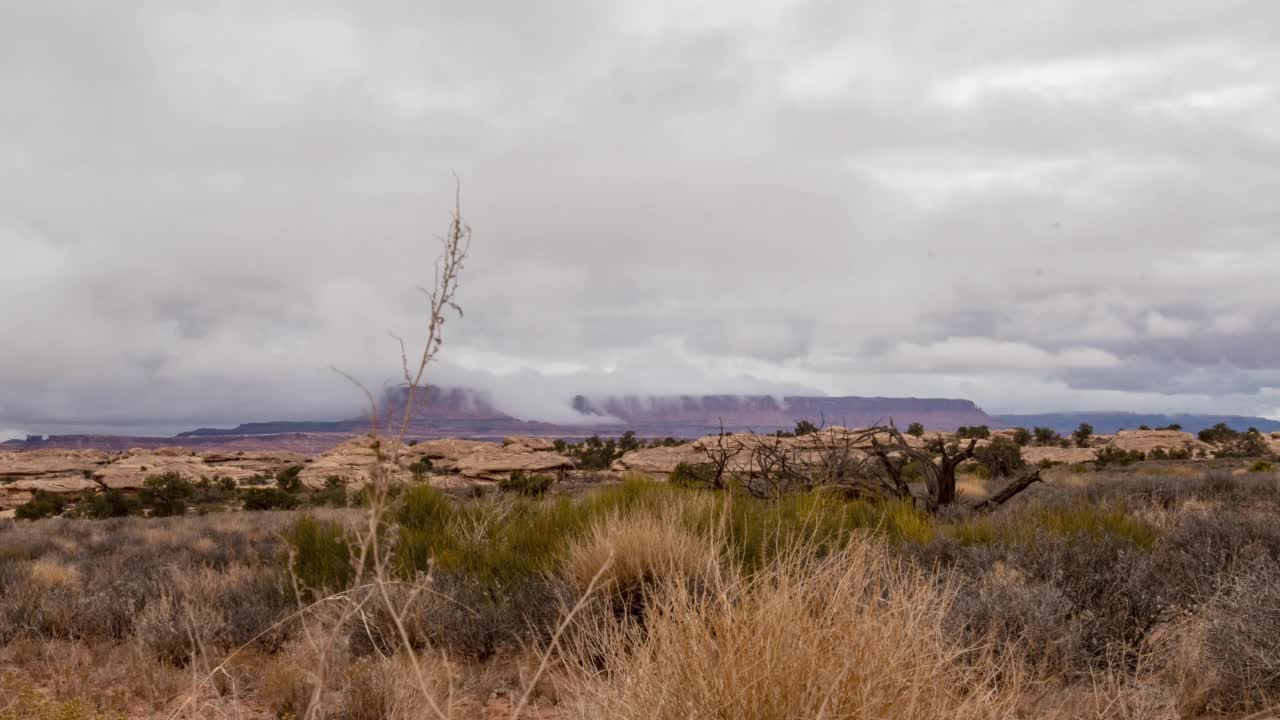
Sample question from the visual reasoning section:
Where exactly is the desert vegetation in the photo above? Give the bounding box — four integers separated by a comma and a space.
2, 465, 1280, 718
7, 195, 1280, 720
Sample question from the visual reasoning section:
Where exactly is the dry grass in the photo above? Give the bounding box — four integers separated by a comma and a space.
562, 510, 718, 599
564, 534, 1023, 720
27, 558, 80, 589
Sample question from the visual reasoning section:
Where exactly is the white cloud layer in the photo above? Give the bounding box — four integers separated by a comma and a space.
2, 0, 1280, 434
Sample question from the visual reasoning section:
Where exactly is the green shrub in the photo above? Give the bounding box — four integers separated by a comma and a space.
1249, 460, 1273, 473
669, 462, 716, 488
619, 430, 641, 451
499, 470, 554, 497
571, 435, 620, 469
242, 487, 301, 511
794, 420, 819, 436
1073, 423, 1094, 448
140, 473, 195, 516
948, 500, 1162, 550
276, 465, 304, 492
1199, 422, 1238, 444
956, 425, 991, 440
1094, 446, 1145, 468
408, 458, 433, 479
974, 436, 1026, 478
191, 476, 237, 505
73, 489, 138, 519
1033, 427, 1061, 445
284, 515, 352, 594
1012, 428, 1032, 446
15, 491, 67, 520
904, 422, 925, 437
313, 476, 348, 507
1215, 430, 1270, 459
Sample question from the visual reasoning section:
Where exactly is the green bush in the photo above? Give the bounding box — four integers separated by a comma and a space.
1093, 446, 1145, 468
956, 425, 991, 440
191, 476, 238, 505
570, 435, 619, 470
669, 461, 717, 488
313, 476, 348, 507
974, 436, 1026, 478
1199, 423, 1238, 444
1012, 428, 1032, 446
140, 473, 195, 517
408, 458, 433, 479
1249, 460, 1273, 473
242, 487, 301, 511
1073, 423, 1094, 448
1215, 430, 1270, 459
905, 422, 925, 437
948, 500, 1162, 550
499, 470, 554, 497
794, 420, 819, 436
73, 489, 138, 519
1033, 427, 1061, 445
284, 515, 352, 594
276, 465, 304, 493
15, 491, 67, 520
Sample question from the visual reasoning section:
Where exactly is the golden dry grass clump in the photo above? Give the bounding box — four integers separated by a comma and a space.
562, 509, 718, 599
563, 532, 1020, 720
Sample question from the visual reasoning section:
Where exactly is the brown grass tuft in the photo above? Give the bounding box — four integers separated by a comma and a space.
564, 535, 1022, 720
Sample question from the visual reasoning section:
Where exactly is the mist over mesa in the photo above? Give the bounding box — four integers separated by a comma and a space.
3, 1, 1280, 438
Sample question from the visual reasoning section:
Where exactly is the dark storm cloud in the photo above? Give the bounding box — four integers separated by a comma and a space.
3, 0, 1280, 438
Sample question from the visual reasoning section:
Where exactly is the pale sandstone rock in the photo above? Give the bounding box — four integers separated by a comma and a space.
0, 476, 100, 510
0, 449, 112, 480
1106, 429, 1208, 455
611, 444, 708, 474
297, 436, 410, 489
403, 439, 501, 470
92, 453, 259, 490
454, 447, 574, 481
200, 450, 308, 475
1022, 446, 1098, 465
503, 436, 557, 451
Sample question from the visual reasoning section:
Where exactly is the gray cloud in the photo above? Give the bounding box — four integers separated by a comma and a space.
3, 0, 1280, 438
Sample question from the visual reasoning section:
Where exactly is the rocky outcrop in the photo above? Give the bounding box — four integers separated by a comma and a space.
0, 449, 111, 481
503, 436, 557, 452
92, 448, 259, 490
0, 446, 273, 509
454, 447, 574, 481
1022, 446, 1098, 465
611, 444, 708, 474
404, 439, 501, 471
0, 477, 99, 511
297, 436, 411, 489
199, 450, 307, 476
1106, 430, 1207, 455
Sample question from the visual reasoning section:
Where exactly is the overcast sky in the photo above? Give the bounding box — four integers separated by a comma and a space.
3, 1, 1279, 438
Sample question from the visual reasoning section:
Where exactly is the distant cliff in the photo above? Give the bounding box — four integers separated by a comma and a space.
995, 412, 1280, 435
175, 387, 998, 440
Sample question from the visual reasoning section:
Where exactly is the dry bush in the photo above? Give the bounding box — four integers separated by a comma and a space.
945, 561, 1078, 675
342, 653, 456, 720
0, 638, 186, 714
1161, 562, 1280, 714
133, 590, 228, 666
562, 511, 719, 616
563, 535, 1022, 720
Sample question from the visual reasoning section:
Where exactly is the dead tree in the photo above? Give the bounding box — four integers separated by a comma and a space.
869, 422, 1040, 513
696, 420, 1040, 512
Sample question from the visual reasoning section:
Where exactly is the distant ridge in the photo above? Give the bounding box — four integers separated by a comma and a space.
175, 388, 999, 440
994, 412, 1280, 435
